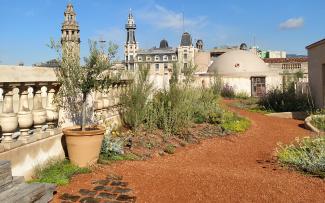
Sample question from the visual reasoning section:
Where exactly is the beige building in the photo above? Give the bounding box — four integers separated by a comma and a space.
306, 39, 325, 108
61, 3, 80, 60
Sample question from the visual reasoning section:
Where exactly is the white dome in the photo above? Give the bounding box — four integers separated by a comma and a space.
208, 50, 269, 76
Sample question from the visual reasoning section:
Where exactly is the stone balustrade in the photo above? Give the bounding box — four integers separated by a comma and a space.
93, 80, 130, 122
0, 82, 61, 150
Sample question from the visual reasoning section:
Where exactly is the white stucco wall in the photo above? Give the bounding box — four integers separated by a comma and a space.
307, 42, 325, 108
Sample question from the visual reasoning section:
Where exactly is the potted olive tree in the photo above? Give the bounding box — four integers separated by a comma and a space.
50, 40, 119, 167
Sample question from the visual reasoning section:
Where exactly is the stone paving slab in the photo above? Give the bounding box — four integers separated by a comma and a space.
59, 174, 136, 203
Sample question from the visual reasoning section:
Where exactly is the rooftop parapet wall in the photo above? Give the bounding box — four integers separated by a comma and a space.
0, 65, 57, 83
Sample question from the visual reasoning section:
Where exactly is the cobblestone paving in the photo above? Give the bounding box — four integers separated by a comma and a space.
59, 175, 136, 203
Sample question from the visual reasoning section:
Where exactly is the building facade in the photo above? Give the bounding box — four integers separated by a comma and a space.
123, 10, 205, 78
307, 39, 325, 108
61, 3, 80, 60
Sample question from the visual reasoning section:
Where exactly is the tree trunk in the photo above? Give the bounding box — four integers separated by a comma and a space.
81, 93, 87, 131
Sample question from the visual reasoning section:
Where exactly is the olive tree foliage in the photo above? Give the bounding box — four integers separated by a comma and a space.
49, 39, 120, 131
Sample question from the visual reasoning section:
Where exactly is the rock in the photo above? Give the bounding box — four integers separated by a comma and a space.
79, 197, 100, 203
113, 187, 131, 194
94, 186, 105, 191
110, 181, 128, 187
79, 189, 97, 196
116, 194, 136, 202
97, 192, 117, 199
59, 193, 80, 202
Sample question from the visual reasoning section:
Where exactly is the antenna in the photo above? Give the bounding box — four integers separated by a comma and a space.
182, 11, 185, 33
253, 35, 256, 47
98, 35, 106, 50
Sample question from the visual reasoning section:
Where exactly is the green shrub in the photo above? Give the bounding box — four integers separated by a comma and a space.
221, 84, 235, 98
164, 144, 176, 154
99, 153, 140, 164
311, 116, 325, 131
235, 91, 249, 99
220, 112, 251, 133
120, 66, 153, 129
30, 159, 90, 185
258, 84, 313, 112
277, 136, 325, 178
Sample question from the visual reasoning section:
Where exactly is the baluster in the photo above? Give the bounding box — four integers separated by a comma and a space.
101, 88, 109, 118
32, 83, 47, 132
107, 85, 114, 117
0, 84, 18, 144
46, 83, 60, 130
17, 83, 34, 142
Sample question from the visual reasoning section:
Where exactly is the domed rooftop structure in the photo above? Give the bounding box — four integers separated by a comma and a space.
180, 32, 192, 46
208, 50, 269, 76
240, 43, 248, 50
159, 39, 169, 49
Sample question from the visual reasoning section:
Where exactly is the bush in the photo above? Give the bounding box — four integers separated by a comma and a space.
220, 111, 251, 133
258, 84, 312, 112
221, 84, 235, 98
147, 86, 220, 134
120, 66, 153, 129
164, 144, 176, 154
277, 136, 325, 178
235, 91, 249, 99
30, 159, 90, 185
311, 116, 325, 131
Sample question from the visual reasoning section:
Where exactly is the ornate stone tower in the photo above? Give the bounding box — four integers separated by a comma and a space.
124, 9, 138, 71
61, 3, 80, 61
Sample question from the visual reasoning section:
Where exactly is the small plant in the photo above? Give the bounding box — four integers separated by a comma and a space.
311, 115, 325, 131
164, 144, 176, 154
220, 111, 251, 133
235, 91, 249, 99
221, 84, 235, 98
277, 136, 325, 178
30, 159, 90, 185
120, 65, 153, 130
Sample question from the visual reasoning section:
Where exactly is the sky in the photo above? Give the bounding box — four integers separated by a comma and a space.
0, 0, 325, 65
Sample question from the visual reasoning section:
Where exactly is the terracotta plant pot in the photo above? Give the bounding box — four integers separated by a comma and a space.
63, 126, 105, 167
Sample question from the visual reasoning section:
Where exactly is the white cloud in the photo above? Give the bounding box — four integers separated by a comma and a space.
279, 17, 304, 30
138, 4, 208, 31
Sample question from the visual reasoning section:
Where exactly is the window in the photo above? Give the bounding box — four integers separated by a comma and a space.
184, 54, 188, 60
125, 56, 128, 62
146, 56, 151, 61
184, 63, 188, 69
251, 77, 266, 97
155, 55, 160, 61
130, 64, 134, 71
138, 56, 142, 61
172, 55, 177, 60
155, 64, 159, 72
163, 55, 168, 61
164, 63, 168, 71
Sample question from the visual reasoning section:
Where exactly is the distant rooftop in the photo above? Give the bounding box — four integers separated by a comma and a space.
263, 57, 308, 63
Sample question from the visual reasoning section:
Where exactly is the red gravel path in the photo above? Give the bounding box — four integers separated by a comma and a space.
54, 101, 325, 203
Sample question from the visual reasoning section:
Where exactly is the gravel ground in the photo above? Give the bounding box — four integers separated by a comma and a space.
53, 100, 325, 203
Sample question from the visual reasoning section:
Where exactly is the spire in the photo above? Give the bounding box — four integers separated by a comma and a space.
61, 2, 80, 60
125, 8, 136, 45
127, 8, 135, 26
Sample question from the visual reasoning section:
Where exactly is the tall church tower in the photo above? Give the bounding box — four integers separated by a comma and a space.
61, 3, 80, 61
124, 9, 138, 71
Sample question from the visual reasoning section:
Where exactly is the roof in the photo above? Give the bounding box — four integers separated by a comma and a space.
306, 39, 325, 49
180, 32, 192, 46
263, 57, 308, 63
137, 48, 176, 55
208, 50, 269, 76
